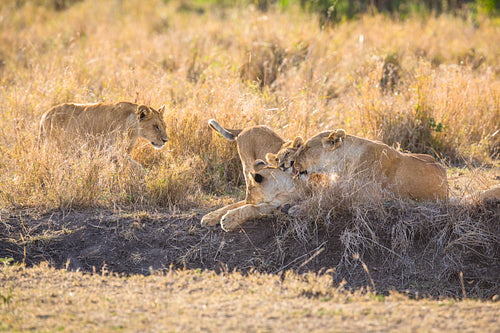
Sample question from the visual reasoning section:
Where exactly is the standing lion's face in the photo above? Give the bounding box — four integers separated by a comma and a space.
136, 105, 169, 149
267, 147, 297, 173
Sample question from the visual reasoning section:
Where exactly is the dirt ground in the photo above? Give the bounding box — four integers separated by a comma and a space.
1, 202, 499, 299
0, 208, 341, 275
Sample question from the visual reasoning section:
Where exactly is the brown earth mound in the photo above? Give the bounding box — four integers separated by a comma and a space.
1, 200, 499, 299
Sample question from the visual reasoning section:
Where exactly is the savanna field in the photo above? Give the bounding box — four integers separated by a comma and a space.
1, 0, 500, 331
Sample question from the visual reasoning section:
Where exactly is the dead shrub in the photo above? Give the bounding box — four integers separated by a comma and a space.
271, 175, 499, 297
239, 40, 308, 89
379, 53, 401, 93
457, 48, 485, 70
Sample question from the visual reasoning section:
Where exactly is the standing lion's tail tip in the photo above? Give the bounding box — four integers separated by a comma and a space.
207, 119, 236, 141
208, 119, 219, 131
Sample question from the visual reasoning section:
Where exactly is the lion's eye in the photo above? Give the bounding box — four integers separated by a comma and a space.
154, 125, 160, 131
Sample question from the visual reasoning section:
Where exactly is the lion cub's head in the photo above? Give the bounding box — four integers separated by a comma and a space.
266, 136, 304, 173
136, 105, 169, 149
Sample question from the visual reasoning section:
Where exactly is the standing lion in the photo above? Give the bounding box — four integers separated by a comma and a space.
39, 101, 169, 167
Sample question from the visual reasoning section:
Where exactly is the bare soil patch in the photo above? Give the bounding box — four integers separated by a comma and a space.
1, 201, 499, 299
0, 208, 340, 274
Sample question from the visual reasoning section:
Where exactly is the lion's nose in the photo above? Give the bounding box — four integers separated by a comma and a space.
161, 137, 168, 143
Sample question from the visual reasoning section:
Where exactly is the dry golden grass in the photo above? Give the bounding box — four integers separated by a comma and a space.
1, 262, 499, 332
0, 0, 499, 211
1, 2, 499, 330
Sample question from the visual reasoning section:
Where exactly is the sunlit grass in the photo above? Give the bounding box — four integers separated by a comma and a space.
1, 262, 499, 332
0, 0, 498, 211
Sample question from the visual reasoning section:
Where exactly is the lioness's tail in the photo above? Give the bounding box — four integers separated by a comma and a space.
450, 185, 500, 203
468, 186, 500, 201
208, 119, 242, 141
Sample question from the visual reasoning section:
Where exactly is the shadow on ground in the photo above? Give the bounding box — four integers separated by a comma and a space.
1, 203, 499, 299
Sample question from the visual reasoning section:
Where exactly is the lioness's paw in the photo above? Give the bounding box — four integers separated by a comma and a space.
287, 204, 303, 217
220, 213, 240, 232
277, 203, 301, 216
277, 203, 291, 214
201, 214, 221, 227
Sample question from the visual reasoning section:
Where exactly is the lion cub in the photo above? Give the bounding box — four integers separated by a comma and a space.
207, 119, 290, 198
39, 101, 169, 167
265, 136, 304, 174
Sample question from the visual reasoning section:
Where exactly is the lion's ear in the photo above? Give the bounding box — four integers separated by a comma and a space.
266, 153, 278, 165
253, 159, 267, 172
136, 105, 152, 121
158, 105, 166, 116
292, 136, 304, 149
322, 129, 346, 149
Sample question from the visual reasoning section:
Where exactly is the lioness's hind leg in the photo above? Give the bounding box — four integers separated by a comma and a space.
201, 201, 246, 227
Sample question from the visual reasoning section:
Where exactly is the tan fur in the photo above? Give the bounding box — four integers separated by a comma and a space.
204, 158, 496, 231
265, 136, 303, 173
478, 186, 500, 201
462, 185, 500, 202
205, 119, 290, 202
39, 101, 168, 166
203, 120, 293, 230
204, 127, 495, 230
201, 160, 303, 231
292, 130, 449, 201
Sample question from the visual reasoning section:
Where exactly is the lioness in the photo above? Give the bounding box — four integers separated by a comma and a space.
477, 186, 500, 201
203, 120, 297, 229
39, 101, 168, 166
290, 129, 448, 201
201, 160, 304, 231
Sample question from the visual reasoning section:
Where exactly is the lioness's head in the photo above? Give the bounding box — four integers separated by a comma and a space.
246, 160, 298, 206
136, 104, 168, 149
293, 129, 346, 175
266, 136, 303, 174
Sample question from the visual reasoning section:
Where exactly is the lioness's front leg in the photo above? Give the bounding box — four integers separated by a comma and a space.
124, 154, 145, 173
220, 203, 276, 231
201, 201, 246, 226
